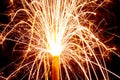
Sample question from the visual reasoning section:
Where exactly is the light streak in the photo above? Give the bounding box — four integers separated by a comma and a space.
0, 35, 3, 45
0, 0, 120, 80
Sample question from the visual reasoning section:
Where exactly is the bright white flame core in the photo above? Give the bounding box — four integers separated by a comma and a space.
48, 30, 62, 56
49, 40, 62, 56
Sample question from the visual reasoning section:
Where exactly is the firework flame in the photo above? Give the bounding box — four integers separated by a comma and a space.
0, 0, 120, 80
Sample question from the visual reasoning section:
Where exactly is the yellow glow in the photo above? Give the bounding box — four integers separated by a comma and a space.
49, 31, 62, 56
50, 41, 62, 56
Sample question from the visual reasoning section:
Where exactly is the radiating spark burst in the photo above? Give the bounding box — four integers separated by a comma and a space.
0, 0, 120, 80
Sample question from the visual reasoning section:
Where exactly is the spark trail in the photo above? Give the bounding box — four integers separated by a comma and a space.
0, 0, 120, 80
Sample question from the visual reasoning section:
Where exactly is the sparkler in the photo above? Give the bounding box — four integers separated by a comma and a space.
0, 0, 120, 80
52, 56, 60, 80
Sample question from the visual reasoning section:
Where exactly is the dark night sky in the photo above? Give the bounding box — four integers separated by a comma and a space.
0, 0, 120, 80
